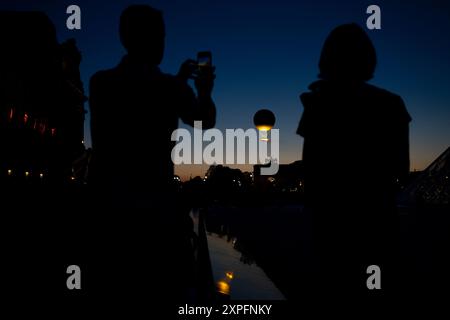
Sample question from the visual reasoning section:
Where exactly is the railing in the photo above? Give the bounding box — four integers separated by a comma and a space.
190, 208, 217, 302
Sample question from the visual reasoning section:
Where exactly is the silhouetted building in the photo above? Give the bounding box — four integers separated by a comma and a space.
0, 12, 85, 185
400, 146, 450, 207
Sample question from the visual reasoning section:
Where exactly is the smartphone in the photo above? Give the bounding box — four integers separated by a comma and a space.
197, 51, 212, 68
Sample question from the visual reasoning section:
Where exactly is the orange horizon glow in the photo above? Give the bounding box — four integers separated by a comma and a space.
174, 150, 440, 182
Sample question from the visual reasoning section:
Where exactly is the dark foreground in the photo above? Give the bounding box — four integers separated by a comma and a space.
1, 185, 449, 315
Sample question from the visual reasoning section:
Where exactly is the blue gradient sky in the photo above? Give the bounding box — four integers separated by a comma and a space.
3, 0, 450, 179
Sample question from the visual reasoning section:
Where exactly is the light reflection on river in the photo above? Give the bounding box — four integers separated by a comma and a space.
206, 232, 285, 300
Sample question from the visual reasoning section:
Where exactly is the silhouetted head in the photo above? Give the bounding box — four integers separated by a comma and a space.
319, 23, 376, 82
119, 5, 165, 65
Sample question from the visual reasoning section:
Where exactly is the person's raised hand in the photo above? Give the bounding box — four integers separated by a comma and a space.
195, 65, 216, 97
177, 59, 197, 82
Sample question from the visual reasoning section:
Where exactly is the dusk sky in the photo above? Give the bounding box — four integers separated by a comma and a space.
3, 0, 450, 180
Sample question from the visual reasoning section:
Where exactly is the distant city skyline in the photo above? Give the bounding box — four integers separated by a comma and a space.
3, 0, 450, 181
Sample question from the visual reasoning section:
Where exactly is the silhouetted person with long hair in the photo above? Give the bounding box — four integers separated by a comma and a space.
88, 5, 216, 302
297, 24, 411, 298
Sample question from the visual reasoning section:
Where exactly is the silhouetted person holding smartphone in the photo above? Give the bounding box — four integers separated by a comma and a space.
89, 5, 215, 204
297, 24, 411, 297
88, 5, 216, 301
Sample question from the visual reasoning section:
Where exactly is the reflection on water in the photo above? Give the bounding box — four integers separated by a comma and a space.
207, 232, 285, 300
216, 279, 230, 295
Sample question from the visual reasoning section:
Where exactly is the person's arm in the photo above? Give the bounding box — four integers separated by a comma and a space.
395, 121, 410, 182
176, 60, 216, 129
393, 96, 411, 183
297, 93, 311, 138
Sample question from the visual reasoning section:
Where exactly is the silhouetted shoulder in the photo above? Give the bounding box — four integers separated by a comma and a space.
90, 66, 183, 90
363, 83, 399, 100
90, 69, 117, 87
89, 70, 111, 98
89, 68, 128, 106
297, 81, 411, 137
362, 83, 412, 123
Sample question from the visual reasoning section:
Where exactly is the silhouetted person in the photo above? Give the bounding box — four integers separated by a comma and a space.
88, 5, 216, 302
297, 24, 411, 298
89, 5, 215, 203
